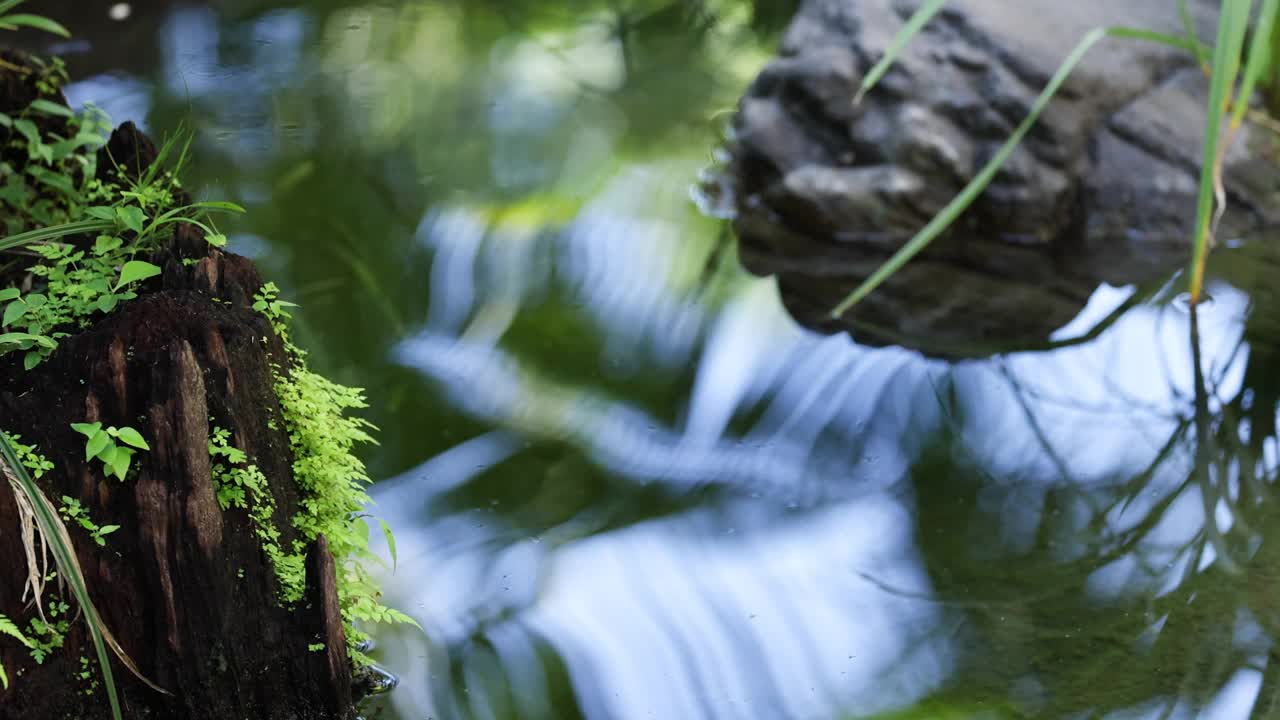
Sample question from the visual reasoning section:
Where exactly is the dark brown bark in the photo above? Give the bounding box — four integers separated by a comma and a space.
0, 55, 354, 720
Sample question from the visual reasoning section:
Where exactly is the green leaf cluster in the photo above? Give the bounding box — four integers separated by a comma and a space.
0, 25, 397, 705
208, 425, 302, 597
70, 421, 149, 481
2, 431, 52, 477
0, 614, 33, 688
75, 654, 100, 696
58, 495, 120, 546
0, 90, 242, 370
0, 236, 161, 367
25, 596, 70, 665
0, 100, 111, 235
253, 283, 416, 664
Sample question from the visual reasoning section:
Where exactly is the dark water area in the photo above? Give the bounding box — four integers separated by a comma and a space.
20, 1, 1280, 718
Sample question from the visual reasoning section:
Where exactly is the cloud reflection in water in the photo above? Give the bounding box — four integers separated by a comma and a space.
365, 159, 1266, 719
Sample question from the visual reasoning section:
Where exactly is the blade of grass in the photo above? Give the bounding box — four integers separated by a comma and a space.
0, 433, 123, 720
0, 13, 69, 37
1231, 0, 1278, 130
832, 26, 1198, 319
1187, 0, 1254, 304
0, 0, 25, 16
855, 0, 949, 104
0, 219, 115, 252
1180, 0, 1213, 67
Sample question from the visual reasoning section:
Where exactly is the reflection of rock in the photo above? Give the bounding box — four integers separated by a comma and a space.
726, 0, 1280, 358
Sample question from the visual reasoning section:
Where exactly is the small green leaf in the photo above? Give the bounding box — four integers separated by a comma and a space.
114, 260, 161, 291
0, 113, 11, 128
26, 99, 72, 117
108, 447, 133, 480
379, 518, 398, 573
113, 427, 149, 451
0, 331, 39, 346
2, 299, 27, 327
115, 206, 146, 235
70, 422, 102, 438
29, 166, 75, 195
97, 525, 120, 536
205, 233, 227, 248
0, 288, 20, 301
85, 206, 115, 221
96, 295, 118, 313
22, 351, 39, 370
12, 118, 39, 145
84, 430, 109, 461
94, 235, 123, 254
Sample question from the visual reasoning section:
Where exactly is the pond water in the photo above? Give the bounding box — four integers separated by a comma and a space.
26, 1, 1280, 718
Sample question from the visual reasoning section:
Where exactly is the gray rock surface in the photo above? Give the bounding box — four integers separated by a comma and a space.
725, 0, 1280, 357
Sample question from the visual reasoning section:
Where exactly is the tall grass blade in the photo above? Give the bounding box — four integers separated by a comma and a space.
855, 0, 949, 104
1232, 0, 1278, 129
1180, 0, 1213, 66
0, 13, 70, 38
832, 26, 1196, 319
0, 1, 25, 16
0, 219, 115, 252
1187, 0, 1254, 304
0, 433, 123, 720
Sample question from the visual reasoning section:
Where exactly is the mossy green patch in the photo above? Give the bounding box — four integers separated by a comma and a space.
253, 282, 417, 664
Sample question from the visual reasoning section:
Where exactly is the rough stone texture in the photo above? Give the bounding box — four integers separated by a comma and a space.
725, 0, 1280, 357
0, 63, 355, 719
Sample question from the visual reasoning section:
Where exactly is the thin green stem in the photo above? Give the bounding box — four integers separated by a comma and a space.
832, 26, 1193, 319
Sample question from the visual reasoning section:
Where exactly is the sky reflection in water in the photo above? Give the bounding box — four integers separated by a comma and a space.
35, 1, 1280, 718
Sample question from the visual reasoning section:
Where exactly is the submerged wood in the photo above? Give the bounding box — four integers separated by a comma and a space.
723, 0, 1280, 358
0, 51, 354, 719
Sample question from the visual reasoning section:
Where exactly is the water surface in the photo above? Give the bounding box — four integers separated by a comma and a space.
30, 2, 1280, 718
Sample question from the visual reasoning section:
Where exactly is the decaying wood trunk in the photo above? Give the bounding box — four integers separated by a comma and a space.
0, 52, 355, 719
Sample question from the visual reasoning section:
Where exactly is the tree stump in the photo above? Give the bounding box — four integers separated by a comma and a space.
0, 54, 355, 720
